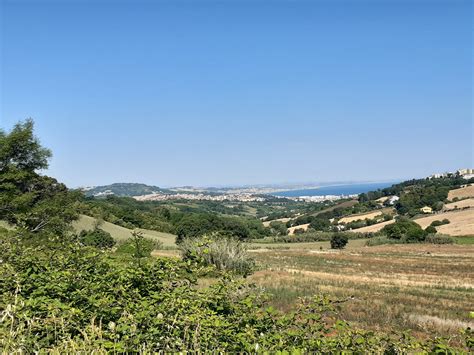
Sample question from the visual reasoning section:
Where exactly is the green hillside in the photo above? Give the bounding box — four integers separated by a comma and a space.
82, 183, 173, 197
73, 214, 177, 247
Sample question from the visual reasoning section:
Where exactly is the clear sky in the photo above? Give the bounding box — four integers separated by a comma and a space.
1, 0, 472, 188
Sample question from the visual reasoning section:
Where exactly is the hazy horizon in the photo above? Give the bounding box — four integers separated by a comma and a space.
1, 0, 472, 187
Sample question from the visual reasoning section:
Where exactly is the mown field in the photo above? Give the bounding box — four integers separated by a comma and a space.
73, 214, 177, 247
248, 242, 474, 340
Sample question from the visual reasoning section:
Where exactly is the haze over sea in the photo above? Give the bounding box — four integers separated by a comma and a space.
274, 182, 397, 197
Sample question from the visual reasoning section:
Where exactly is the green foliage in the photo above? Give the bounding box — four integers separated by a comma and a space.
1, 120, 470, 352
265, 231, 372, 243
424, 225, 437, 234
0, 118, 51, 172
116, 230, 162, 259
175, 213, 267, 243
0, 120, 79, 237
179, 235, 255, 276
1, 232, 469, 352
309, 217, 332, 232
79, 228, 116, 249
269, 221, 288, 236
80, 195, 175, 233
330, 234, 349, 249
431, 219, 451, 227
381, 218, 427, 242
359, 177, 471, 216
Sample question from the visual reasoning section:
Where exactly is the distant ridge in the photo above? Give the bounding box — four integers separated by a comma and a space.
82, 183, 172, 197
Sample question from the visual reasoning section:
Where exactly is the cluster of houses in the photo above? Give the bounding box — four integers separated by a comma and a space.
429, 168, 474, 180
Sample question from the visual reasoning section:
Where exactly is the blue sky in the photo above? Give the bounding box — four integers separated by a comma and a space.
1, 0, 472, 187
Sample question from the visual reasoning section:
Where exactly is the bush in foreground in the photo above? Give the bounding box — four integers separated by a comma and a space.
179, 235, 255, 276
1, 233, 472, 352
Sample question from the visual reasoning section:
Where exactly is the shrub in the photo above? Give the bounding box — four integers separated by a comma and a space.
262, 231, 374, 244
430, 219, 450, 227
381, 218, 427, 242
116, 230, 162, 258
425, 234, 454, 244
365, 236, 404, 246
179, 235, 255, 276
78, 228, 116, 249
330, 234, 348, 249
424, 226, 437, 234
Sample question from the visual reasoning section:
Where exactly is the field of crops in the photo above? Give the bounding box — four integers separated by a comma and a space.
249, 243, 474, 340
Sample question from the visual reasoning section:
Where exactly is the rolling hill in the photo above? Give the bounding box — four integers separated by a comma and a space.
73, 214, 177, 247
81, 183, 173, 197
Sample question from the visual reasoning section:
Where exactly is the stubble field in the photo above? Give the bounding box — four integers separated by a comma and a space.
249, 242, 474, 340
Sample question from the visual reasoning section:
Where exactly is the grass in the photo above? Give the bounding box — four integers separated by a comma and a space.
454, 236, 474, 245
73, 214, 177, 247
0, 220, 14, 230
413, 209, 474, 236
247, 238, 368, 250
248, 243, 474, 340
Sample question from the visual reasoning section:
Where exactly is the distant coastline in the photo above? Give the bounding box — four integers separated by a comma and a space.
272, 182, 396, 198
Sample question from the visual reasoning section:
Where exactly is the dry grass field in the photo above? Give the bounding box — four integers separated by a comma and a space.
444, 198, 474, 210
347, 219, 395, 233
414, 209, 474, 236
448, 184, 474, 200
339, 210, 383, 224
287, 223, 310, 235
73, 214, 177, 247
262, 217, 292, 227
249, 243, 474, 340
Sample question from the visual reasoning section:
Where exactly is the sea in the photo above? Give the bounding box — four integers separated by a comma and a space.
273, 182, 396, 198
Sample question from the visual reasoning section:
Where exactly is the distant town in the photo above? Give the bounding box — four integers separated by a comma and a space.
81, 168, 474, 203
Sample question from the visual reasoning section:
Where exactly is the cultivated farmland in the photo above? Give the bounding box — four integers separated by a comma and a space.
250, 243, 474, 340
413, 209, 474, 236
346, 219, 395, 233
448, 184, 474, 200
444, 198, 474, 210
73, 214, 177, 247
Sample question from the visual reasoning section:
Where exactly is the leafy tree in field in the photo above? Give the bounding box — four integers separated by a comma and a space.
381, 218, 427, 242
330, 234, 348, 249
309, 217, 332, 232
269, 221, 288, 236
0, 119, 79, 237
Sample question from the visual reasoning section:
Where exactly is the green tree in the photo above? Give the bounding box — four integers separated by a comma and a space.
330, 234, 348, 249
0, 119, 79, 237
79, 228, 116, 249
381, 218, 427, 242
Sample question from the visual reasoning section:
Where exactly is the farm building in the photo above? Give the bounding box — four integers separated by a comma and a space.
420, 206, 433, 214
